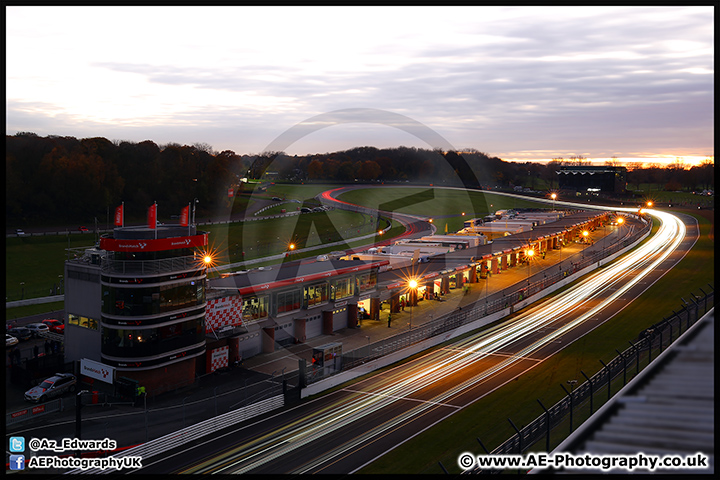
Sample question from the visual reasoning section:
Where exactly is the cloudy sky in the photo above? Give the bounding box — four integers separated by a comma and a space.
6, 6, 714, 166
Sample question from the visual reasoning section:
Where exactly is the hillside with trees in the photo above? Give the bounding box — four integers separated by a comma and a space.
6, 133, 714, 226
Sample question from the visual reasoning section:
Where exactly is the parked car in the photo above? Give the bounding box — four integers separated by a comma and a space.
15, 229, 26, 236
7, 327, 33, 341
6, 334, 19, 348
78, 226, 89, 232
24, 373, 77, 403
300, 207, 312, 213
42, 319, 65, 334
24, 323, 49, 337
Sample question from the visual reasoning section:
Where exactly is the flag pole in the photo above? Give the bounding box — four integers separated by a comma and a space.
154, 201, 158, 239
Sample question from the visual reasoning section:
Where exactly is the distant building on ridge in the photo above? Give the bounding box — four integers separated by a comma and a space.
558, 165, 627, 193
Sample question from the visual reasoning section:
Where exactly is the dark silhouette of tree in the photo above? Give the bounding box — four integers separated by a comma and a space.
357, 160, 382, 181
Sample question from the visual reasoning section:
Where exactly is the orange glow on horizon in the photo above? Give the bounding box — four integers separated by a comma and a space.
501, 155, 713, 169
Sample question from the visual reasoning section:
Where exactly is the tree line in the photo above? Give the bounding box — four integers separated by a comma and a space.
6, 133, 713, 226
6, 133, 247, 226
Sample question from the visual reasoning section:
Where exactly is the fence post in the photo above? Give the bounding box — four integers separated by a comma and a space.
477, 438, 490, 454
662, 317, 673, 345
561, 384, 573, 434
628, 340, 640, 375
615, 349, 626, 386
599, 359, 611, 401
688, 295, 700, 323
537, 399, 550, 452
705, 284, 714, 312
698, 288, 706, 313
671, 310, 683, 336
646, 329, 654, 363
508, 418, 523, 474
508, 418, 522, 454
581, 370, 593, 415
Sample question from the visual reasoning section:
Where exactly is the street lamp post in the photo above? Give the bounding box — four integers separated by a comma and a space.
551, 192, 557, 212
526, 249, 534, 286
288, 242, 296, 261
408, 279, 418, 329
616, 216, 624, 243
75, 390, 89, 456
203, 253, 213, 291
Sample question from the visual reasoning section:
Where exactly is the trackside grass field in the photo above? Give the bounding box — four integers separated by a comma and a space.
5, 233, 91, 302
337, 187, 556, 233
359, 210, 713, 474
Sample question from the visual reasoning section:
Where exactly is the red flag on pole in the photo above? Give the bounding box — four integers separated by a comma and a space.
114, 203, 124, 227
180, 205, 190, 227
148, 203, 157, 229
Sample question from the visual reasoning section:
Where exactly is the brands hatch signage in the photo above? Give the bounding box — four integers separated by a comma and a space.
81, 358, 115, 385
102, 345, 205, 369
99, 233, 208, 252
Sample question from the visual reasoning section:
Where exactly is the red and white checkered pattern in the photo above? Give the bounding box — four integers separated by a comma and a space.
209, 346, 229, 372
206, 296, 243, 333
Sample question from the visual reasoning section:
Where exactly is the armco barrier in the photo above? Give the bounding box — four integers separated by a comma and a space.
67, 394, 284, 474
6, 398, 64, 426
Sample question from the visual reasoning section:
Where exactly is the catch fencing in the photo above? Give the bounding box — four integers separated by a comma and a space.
469, 286, 714, 473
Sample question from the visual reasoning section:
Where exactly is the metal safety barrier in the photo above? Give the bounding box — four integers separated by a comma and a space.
67, 394, 284, 474
6, 398, 64, 426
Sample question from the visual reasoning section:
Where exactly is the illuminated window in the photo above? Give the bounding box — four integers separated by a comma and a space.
331, 277, 354, 301
68, 313, 99, 330
304, 283, 328, 308
242, 295, 269, 323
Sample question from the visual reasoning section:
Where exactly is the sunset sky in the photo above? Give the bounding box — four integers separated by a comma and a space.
6, 6, 714, 166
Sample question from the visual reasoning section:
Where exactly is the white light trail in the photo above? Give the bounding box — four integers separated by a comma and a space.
187, 206, 686, 475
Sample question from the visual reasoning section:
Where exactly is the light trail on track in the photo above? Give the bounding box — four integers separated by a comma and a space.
176, 204, 686, 475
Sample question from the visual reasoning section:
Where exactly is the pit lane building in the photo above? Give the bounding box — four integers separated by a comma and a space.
201, 209, 608, 377
63, 209, 609, 395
